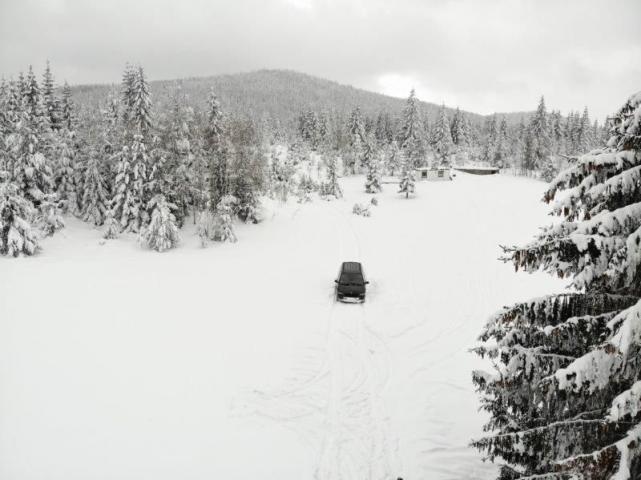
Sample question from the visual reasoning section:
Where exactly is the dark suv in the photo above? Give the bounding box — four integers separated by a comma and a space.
335, 262, 369, 302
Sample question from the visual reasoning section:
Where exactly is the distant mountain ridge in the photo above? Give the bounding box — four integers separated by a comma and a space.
70, 69, 533, 128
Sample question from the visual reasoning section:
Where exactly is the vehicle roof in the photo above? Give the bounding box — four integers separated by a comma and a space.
341, 262, 362, 273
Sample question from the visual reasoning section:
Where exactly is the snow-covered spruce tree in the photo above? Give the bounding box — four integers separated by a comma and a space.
102, 203, 120, 240
541, 156, 559, 183
0, 179, 39, 256
59, 81, 76, 132
579, 107, 593, 154
35, 193, 65, 236
550, 110, 564, 155
214, 194, 237, 243
451, 107, 470, 149
482, 115, 498, 165
432, 104, 453, 166
139, 194, 180, 252
112, 135, 149, 232
41, 61, 60, 130
522, 125, 537, 174
6, 104, 54, 206
81, 148, 109, 225
398, 89, 426, 168
386, 140, 401, 176
131, 65, 152, 137
160, 85, 196, 226
22, 66, 42, 120
120, 64, 152, 140
345, 107, 365, 174
397, 149, 415, 199
493, 116, 510, 169
230, 144, 263, 224
120, 63, 137, 128
271, 149, 295, 202
363, 137, 382, 193
321, 154, 342, 199
53, 130, 78, 214
205, 88, 227, 210
472, 91, 641, 480
529, 95, 552, 172
111, 64, 154, 232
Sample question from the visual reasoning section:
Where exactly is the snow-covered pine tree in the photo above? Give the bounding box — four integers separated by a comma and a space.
550, 110, 564, 154
81, 148, 109, 225
230, 144, 263, 224
0, 178, 39, 256
322, 154, 342, 199
398, 89, 426, 168
35, 193, 64, 236
450, 107, 470, 149
22, 66, 42, 120
53, 130, 78, 214
345, 107, 365, 174
482, 115, 498, 165
214, 194, 237, 243
530, 95, 551, 171
298, 109, 320, 150
541, 155, 559, 182
493, 116, 509, 168
579, 106, 593, 154
432, 104, 453, 166
374, 112, 393, 146
204, 88, 227, 210
59, 81, 76, 132
41, 61, 60, 130
271, 149, 295, 202
139, 194, 180, 252
6, 106, 54, 205
131, 65, 152, 137
472, 90, 641, 480
565, 110, 580, 154
102, 203, 120, 240
120, 63, 136, 127
111, 135, 149, 232
522, 125, 537, 173
397, 149, 415, 198
161, 86, 196, 226
386, 140, 401, 176
363, 135, 382, 193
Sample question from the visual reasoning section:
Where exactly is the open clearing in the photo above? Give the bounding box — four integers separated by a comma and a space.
0, 172, 566, 480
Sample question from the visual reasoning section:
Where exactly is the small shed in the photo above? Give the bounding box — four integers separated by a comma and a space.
415, 167, 452, 181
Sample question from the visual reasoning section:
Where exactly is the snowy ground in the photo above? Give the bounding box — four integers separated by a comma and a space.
0, 172, 566, 480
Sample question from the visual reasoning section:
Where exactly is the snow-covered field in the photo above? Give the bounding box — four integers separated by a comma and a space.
0, 172, 566, 480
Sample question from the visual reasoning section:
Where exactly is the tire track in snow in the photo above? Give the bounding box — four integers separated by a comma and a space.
230, 200, 398, 480
316, 202, 397, 480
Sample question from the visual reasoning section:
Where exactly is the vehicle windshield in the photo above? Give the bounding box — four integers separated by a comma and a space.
339, 273, 363, 285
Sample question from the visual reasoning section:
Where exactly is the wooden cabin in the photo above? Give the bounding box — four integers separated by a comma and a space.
415, 167, 453, 181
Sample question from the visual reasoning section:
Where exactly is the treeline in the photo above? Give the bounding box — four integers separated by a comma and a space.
295, 91, 608, 181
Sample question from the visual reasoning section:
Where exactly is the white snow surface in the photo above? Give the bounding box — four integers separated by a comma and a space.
0, 172, 565, 480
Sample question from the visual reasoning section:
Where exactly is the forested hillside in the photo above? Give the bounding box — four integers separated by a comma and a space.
71, 69, 501, 131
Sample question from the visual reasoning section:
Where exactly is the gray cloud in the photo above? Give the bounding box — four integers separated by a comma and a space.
1, 0, 639, 119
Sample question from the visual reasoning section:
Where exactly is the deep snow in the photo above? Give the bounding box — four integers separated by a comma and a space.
0, 172, 566, 480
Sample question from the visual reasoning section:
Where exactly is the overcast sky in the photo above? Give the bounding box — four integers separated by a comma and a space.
1, 0, 640, 119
